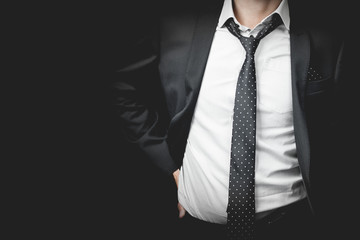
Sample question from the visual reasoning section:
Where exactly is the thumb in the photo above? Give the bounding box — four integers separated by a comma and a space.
178, 202, 186, 218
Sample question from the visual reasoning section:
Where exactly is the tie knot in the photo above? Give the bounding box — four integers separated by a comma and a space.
225, 13, 283, 55
241, 36, 259, 55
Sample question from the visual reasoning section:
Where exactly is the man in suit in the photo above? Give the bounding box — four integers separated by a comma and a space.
113, 0, 354, 239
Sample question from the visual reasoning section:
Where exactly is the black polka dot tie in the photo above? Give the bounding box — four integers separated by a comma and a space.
224, 14, 283, 240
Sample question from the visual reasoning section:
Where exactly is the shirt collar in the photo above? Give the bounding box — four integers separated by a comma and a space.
218, 0, 290, 31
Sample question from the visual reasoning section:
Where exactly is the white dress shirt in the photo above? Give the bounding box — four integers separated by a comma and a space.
177, 0, 307, 224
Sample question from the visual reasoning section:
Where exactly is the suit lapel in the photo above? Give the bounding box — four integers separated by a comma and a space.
185, 2, 222, 100
289, 0, 312, 193
171, 0, 223, 124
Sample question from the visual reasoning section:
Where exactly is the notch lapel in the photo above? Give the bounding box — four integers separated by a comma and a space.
171, 1, 223, 124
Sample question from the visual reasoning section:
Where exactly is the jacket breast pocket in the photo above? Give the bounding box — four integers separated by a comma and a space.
306, 76, 333, 96
305, 76, 335, 124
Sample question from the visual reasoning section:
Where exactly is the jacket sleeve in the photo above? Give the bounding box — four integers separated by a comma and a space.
111, 30, 178, 176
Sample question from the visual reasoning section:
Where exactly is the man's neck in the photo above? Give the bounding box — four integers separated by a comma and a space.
233, 0, 282, 29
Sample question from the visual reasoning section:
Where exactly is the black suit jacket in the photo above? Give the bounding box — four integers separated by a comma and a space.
114, 0, 355, 236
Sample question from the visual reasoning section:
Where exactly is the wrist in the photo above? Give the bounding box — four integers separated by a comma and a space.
173, 169, 180, 187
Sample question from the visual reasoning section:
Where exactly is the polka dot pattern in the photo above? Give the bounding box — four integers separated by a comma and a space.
224, 14, 283, 240
308, 67, 323, 81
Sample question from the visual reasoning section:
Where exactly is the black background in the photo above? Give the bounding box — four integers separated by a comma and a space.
7, 1, 179, 239
43, 1, 179, 239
